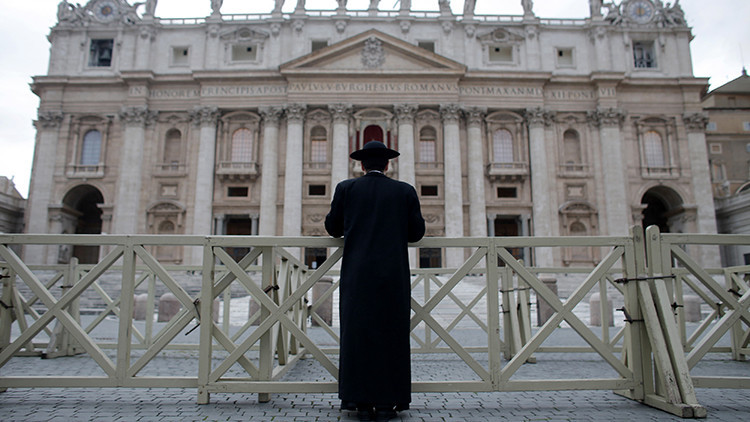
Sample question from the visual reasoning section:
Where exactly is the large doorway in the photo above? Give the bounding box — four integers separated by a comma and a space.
225, 216, 253, 262
641, 186, 684, 233
62, 185, 104, 264
493, 217, 524, 265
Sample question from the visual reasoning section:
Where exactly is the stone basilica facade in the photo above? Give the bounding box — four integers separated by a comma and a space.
26, 0, 718, 267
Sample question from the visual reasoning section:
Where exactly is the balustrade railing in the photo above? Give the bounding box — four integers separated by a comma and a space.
1, 227, 748, 418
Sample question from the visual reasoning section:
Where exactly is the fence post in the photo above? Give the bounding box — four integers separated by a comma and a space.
0, 266, 13, 356
730, 272, 747, 361
486, 240, 502, 390
197, 242, 215, 405
257, 246, 276, 403
115, 244, 136, 386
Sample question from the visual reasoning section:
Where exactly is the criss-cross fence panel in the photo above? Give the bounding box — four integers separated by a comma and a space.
2, 230, 748, 418
652, 229, 750, 389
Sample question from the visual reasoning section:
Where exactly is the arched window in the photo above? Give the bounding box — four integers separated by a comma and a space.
562, 129, 582, 164
493, 129, 513, 163
419, 126, 437, 162
164, 129, 181, 164
80, 130, 102, 165
310, 126, 327, 162
644, 131, 665, 167
231, 128, 254, 162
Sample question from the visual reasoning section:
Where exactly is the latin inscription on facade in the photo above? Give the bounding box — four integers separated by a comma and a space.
132, 84, 616, 100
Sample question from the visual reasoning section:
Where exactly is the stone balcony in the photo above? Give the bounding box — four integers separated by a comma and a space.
216, 161, 259, 181
486, 162, 528, 182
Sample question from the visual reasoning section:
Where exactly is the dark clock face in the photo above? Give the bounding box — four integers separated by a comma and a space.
94, 1, 118, 22
627, 0, 654, 24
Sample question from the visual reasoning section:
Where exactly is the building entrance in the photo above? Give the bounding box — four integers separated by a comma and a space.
61, 185, 103, 264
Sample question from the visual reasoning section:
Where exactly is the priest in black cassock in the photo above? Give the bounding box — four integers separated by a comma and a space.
325, 141, 425, 421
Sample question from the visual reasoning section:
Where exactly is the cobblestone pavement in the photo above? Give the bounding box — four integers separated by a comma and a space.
1, 336, 748, 421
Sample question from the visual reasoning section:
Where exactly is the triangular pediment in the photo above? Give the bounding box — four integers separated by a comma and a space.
280, 29, 466, 76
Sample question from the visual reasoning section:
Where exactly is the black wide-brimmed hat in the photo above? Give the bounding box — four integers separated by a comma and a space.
349, 141, 400, 161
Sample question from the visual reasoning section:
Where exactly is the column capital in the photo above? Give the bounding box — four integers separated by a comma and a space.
285, 103, 307, 123
524, 107, 555, 127
34, 111, 64, 129
439, 103, 462, 123
259, 106, 284, 125
328, 103, 353, 123
465, 106, 487, 127
394, 103, 418, 124
586, 107, 626, 128
682, 112, 709, 133
119, 106, 157, 126
189, 106, 220, 127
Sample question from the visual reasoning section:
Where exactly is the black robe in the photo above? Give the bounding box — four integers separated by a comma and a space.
325, 172, 425, 407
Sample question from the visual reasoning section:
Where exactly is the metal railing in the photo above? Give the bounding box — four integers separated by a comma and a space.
1, 227, 748, 418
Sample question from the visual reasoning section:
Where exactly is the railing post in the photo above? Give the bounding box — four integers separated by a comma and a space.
500, 263, 513, 360
0, 266, 13, 357
198, 242, 215, 405
257, 246, 276, 403
729, 271, 747, 361
116, 243, 136, 386
145, 273, 156, 348
486, 239, 502, 390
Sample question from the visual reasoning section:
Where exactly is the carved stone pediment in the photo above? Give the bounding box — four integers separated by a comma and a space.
477, 28, 526, 45
280, 29, 466, 76
220, 27, 270, 42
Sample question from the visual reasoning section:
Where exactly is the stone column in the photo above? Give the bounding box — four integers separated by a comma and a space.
394, 104, 418, 188
283, 104, 306, 240
189, 106, 219, 262
113, 106, 155, 234
525, 107, 554, 267
25, 112, 64, 263
329, 103, 353, 187
394, 104, 418, 267
258, 106, 283, 236
683, 112, 721, 266
440, 104, 464, 268
466, 107, 487, 237
588, 108, 628, 236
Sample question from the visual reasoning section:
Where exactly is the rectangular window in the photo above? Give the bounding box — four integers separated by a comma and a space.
311, 40, 328, 52
420, 185, 438, 197
419, 139, 437, 162
706, 122, 717, 131
744, 122, 750, 131
497, 187, 517, 198
227, 187, 249, 197
489, 45, 513, 63
633, 41, 656, 68
171, 47, 189, 66
308, 185, 326, 196
89, 39, 114, 67
311, 139, 327, 162
232, 44, 257, 62
709, 143, 722, 154
556, 48, 574, 67
418, 41, 435, 53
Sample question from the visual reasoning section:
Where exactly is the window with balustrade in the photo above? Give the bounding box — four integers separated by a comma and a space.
80, 130, 102, 165
636, 117, 678, 178
231, 128, 254, 162
492, 129, 514, 164
310, 126, 328, 164
419, 126, 437, 163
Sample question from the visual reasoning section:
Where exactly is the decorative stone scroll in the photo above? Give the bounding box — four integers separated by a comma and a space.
329, 103, 353, 123
119, 106, 157, 126
682, 112, 709, 132
285, 103, 307, 123
394, 104, 418, 124
439, 103, 462, 123
465, 106, 487, 127
586, 107, 625, 127
524, 107, 554, 127
259, 106, 284, 125
35, 111, 64, 129
189, 106, 220, 127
